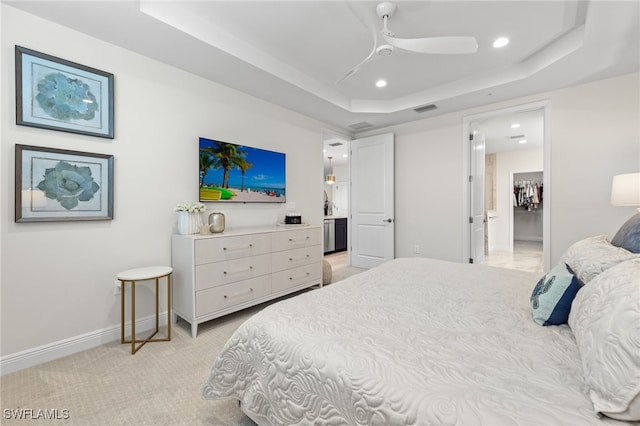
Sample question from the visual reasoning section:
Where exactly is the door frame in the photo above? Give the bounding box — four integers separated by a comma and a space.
469, 127, 486, 265
461, 100, 551, 272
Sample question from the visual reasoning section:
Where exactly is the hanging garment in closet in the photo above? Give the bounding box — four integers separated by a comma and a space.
514, 181, 543, 211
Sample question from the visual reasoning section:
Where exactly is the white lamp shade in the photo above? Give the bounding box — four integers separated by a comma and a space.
611, 173, 640, 206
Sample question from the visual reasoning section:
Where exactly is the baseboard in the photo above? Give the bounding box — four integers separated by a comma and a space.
0, 312, 169, 376
514, 236, 543, 242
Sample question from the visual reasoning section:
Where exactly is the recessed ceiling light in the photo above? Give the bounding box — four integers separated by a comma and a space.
343, 154, 348, 158
519, 139, 527, 144
510, 123, 520, 129
493, 37, 509, 48
376, 79, 387, 88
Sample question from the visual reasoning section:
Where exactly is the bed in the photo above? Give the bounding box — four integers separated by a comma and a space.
203, 214, 640, 425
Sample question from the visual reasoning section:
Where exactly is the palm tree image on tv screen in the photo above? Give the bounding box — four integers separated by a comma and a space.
199, 137, 286, 203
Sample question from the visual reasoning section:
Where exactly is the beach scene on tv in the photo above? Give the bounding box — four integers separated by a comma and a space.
199, 137, 286, 203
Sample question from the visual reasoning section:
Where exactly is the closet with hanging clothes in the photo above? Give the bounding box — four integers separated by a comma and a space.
513, 171, 543, 242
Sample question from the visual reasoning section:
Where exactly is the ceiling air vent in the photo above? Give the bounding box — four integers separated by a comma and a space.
507, 134, 526, 139
348, 122, 374, 131
328, 142, 343, 147
414, 104, 438, 113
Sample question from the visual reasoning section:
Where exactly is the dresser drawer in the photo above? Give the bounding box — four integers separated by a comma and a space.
195, 275, 271, 316
271, 246, 322, 273
195, 254, 271, 291
195, 233, 271, 264
272, 264, 321, 293
272, 228, 321, 251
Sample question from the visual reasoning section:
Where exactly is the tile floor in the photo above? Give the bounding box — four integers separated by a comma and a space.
482, 240, 544, 274
325, 241, 544, 280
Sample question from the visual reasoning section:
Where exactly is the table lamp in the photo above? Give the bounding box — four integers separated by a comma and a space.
611, 172, 640, 210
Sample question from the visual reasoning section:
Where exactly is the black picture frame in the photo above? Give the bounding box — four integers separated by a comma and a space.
15, 45, 114, 139
15, 144, 114, 222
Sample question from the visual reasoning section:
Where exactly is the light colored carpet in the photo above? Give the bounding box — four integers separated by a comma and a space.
0, 264, 364, 426
1, 307, 259, 426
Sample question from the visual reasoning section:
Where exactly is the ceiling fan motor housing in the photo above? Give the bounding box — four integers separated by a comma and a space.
376, 2, 397, 18
376, 44, 394, 56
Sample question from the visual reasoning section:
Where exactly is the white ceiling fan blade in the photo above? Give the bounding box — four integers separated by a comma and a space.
335, 66, 362, 85
335, 43, 378, 85
335, 1, 382, 85
383, 34, 478, 54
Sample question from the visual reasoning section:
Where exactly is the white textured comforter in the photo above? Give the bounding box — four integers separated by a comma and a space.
203, 257, 625, 425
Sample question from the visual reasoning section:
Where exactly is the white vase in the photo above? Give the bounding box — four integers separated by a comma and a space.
177, 211, 200, 235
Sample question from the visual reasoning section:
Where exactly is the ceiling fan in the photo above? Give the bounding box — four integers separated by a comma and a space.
337, 1, 478, 84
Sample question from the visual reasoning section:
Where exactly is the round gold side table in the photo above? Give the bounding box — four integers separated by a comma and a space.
116, 266, 172, 354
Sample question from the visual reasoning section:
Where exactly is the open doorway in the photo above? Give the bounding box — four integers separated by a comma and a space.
463, 102, 549, 274
484, 169, 544, 273
322, 130, 351, 260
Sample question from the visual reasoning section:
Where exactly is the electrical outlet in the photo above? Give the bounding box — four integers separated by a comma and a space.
413, 244, 421, 254
114, 280, 121, 295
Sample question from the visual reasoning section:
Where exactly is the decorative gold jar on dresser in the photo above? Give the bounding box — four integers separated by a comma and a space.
208, 212, 225, 233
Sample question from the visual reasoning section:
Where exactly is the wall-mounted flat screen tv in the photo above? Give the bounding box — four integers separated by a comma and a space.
199, 137, 286, 203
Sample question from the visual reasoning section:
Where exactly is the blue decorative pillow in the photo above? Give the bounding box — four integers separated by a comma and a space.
611, 212, 640, 253
531, 263, 584, 326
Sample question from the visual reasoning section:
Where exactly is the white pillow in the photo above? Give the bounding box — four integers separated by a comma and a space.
560, 235, 639, 283
568, 258, 640, 420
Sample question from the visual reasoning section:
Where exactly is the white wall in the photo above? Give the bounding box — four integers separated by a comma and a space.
359, 73, 639, 265
323, 163, 348, 216
1, 5, 330, 360
388, 114, 466, 261
548, 74, 639, 257
332, 163, 349, 216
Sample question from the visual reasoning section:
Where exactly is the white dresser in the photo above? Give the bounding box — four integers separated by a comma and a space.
171, 225, 322, 337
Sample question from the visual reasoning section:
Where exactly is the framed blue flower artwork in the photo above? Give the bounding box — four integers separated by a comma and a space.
15, 144, 114, 222
15, 46, 114, 139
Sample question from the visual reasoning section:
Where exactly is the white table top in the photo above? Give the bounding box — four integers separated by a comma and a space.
116, 266, 172, 281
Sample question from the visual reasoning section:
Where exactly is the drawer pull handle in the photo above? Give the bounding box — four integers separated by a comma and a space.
224, 266, 254, 275
288, 236, 310, 242
289, 272, 311, 280
224, 288, 254, 299
289, 254, 311, 262
223, 243, 253, 251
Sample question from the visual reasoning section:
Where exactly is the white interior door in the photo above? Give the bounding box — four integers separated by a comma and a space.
469, 128, 485, 264
350, 133, 394, 269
